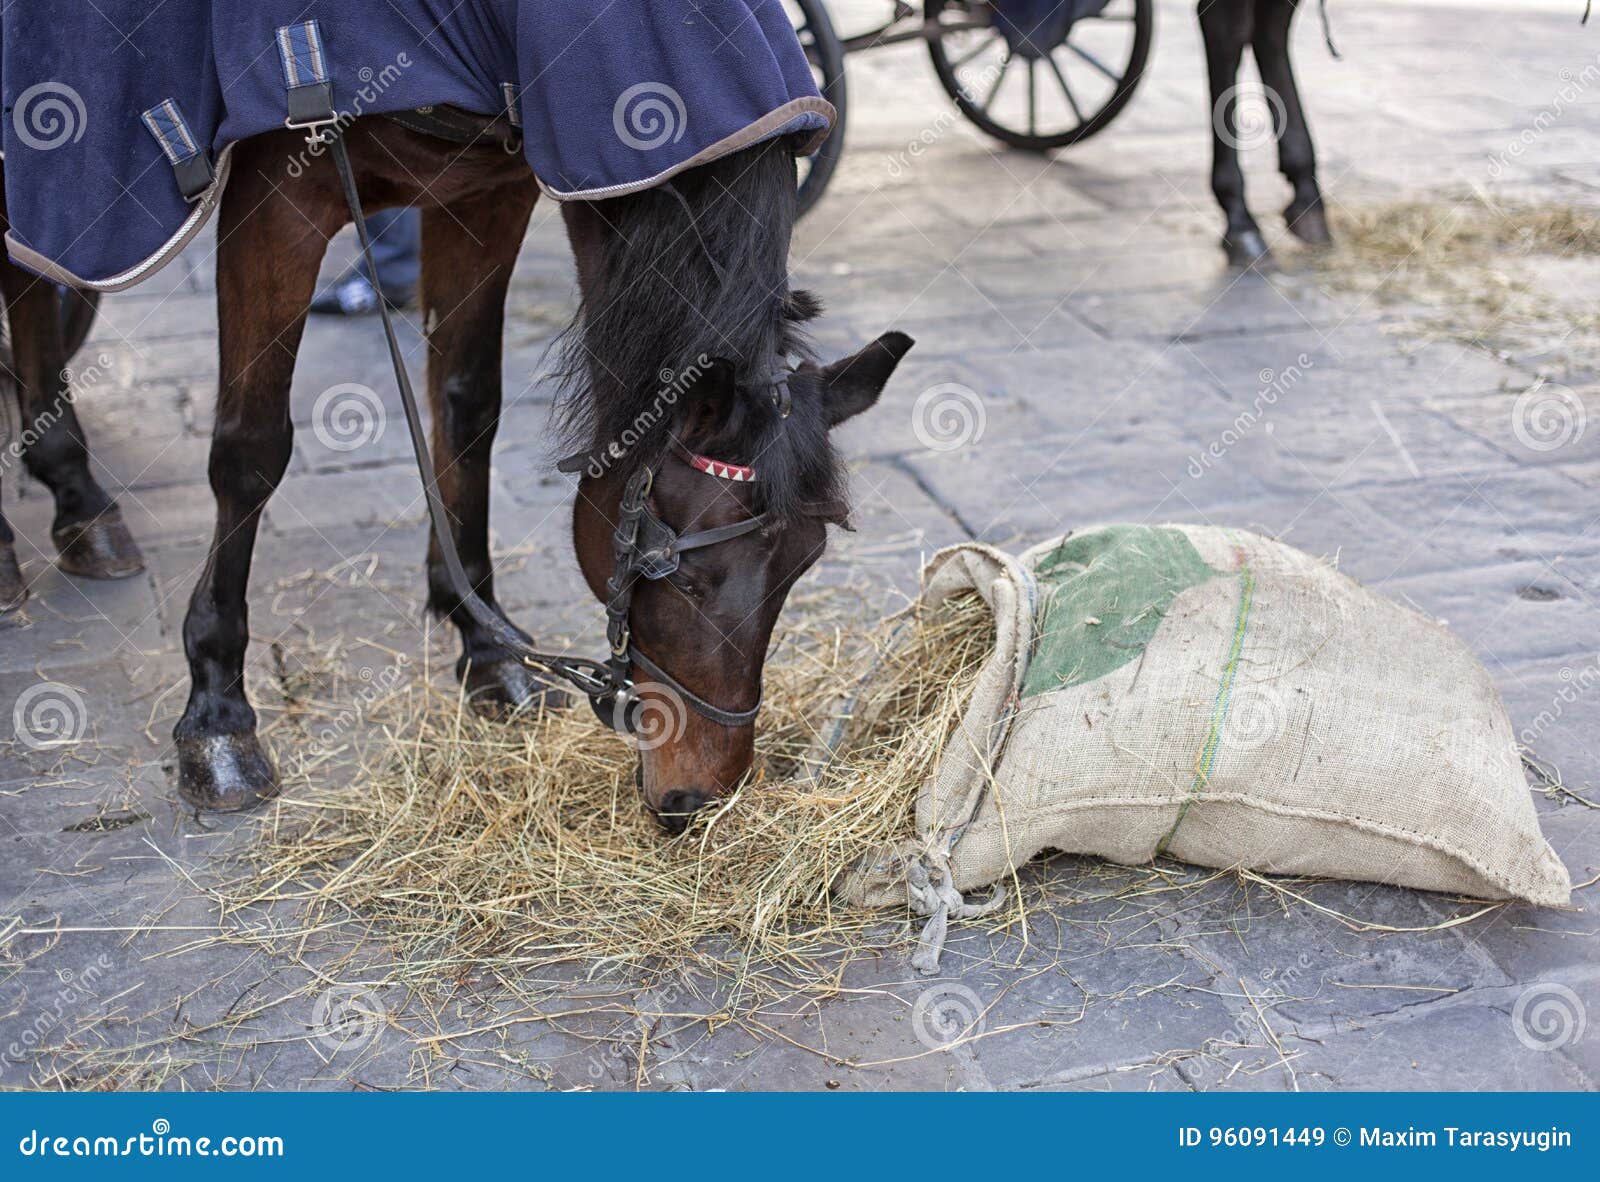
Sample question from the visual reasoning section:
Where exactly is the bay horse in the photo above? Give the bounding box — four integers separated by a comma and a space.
1198, 0, 1334, 265
0, 180, 144, 611
170, 121, 909, 831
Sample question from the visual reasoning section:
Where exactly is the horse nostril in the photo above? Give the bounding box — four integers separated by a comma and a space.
653, 789, 711, 835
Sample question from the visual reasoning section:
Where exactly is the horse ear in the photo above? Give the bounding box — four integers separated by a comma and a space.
817, 332, 914, 426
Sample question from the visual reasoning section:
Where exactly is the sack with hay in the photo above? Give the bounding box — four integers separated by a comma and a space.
826, 524, 1572, 970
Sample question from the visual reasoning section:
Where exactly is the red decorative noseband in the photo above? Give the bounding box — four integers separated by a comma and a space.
687, 453, 756, 483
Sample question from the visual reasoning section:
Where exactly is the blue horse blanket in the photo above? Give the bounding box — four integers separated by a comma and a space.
0, 2, 831, 290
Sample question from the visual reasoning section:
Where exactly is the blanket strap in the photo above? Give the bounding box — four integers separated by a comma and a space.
270, 23, 620, 710
140, 100, 213, 202
277, 20, 338, 131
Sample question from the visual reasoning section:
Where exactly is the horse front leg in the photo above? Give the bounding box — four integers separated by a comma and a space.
1253, 0, 1331, 246
173, 136, 341, 811
0, 497, 22, 612
419, 182, 556, 710
0, 255, 143, 580
1198, 0, 1270, 266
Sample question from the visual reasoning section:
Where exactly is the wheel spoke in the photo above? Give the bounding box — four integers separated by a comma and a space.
1046, 52, 1085, 123
1067, 41, 1121, 83
978, 52, 1012, 112
1027, 58, 1037, 136
950, 32, 1001, 71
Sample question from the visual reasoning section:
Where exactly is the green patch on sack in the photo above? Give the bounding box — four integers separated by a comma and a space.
1022, 525, 1221, 698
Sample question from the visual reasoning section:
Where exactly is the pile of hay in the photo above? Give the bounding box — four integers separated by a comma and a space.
1314, 195, 1600, 374
223, 590, 997, 990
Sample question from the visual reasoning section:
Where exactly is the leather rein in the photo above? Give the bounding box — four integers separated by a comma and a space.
305, 107, 821, 737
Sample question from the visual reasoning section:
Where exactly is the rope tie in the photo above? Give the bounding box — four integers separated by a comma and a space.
906, 855, 1006, 976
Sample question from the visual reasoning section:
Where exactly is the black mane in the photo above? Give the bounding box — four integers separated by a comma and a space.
554, 139, 843, 520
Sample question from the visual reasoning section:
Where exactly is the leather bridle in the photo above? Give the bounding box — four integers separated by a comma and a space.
560, 444, 790, 735
309, 114, 832, 738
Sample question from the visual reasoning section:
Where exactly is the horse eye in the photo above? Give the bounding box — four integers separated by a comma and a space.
667, 571, 705, 599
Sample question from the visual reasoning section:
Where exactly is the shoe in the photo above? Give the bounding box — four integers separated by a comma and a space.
309, 274, 413, 316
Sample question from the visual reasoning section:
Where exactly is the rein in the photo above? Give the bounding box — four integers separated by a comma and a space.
299, 110, 809, 738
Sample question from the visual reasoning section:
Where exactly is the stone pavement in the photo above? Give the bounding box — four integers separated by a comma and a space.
1, 0, 1597, 1090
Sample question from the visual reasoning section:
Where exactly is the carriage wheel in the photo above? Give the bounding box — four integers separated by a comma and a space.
786, 0, 848, 216
926, 0, 1153, 152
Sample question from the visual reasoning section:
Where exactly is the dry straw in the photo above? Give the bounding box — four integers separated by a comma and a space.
219, 592, 997, 994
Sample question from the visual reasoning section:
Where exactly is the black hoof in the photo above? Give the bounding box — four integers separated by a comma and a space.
460, 657, 570, 716
53, 509, 144, 580
1285, 202, 1333, 248
0, 544, 25, 614
1223, 229, 1274, 270
175, 732, 280, 812
652, 789, 712, 836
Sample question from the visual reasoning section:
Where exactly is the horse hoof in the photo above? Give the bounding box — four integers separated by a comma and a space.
53, 509, 144, 580
460, 657, 571, 716
175, 732, 280, 812
1223, 229, 1273, 269
1285, 202, 1333, 247
0, 544, 25, 614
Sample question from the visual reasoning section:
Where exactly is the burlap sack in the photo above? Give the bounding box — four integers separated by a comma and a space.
841, 525, 1571, 933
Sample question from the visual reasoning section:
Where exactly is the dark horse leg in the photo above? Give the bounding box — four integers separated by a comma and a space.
1253, 0, 1332, 246
418, 184, 558, 709
1198, 0, 1270, 267
0, 253, 144, 582
173, 134, 342, 810
0, 494, 22, 612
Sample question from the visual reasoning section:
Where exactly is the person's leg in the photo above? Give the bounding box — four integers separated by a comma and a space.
361, 207, 420, 298
309, 208, 419, 315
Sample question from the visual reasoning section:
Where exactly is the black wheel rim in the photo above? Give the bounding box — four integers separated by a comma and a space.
786, 0, 846, 216
929, 0, 1151, 150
